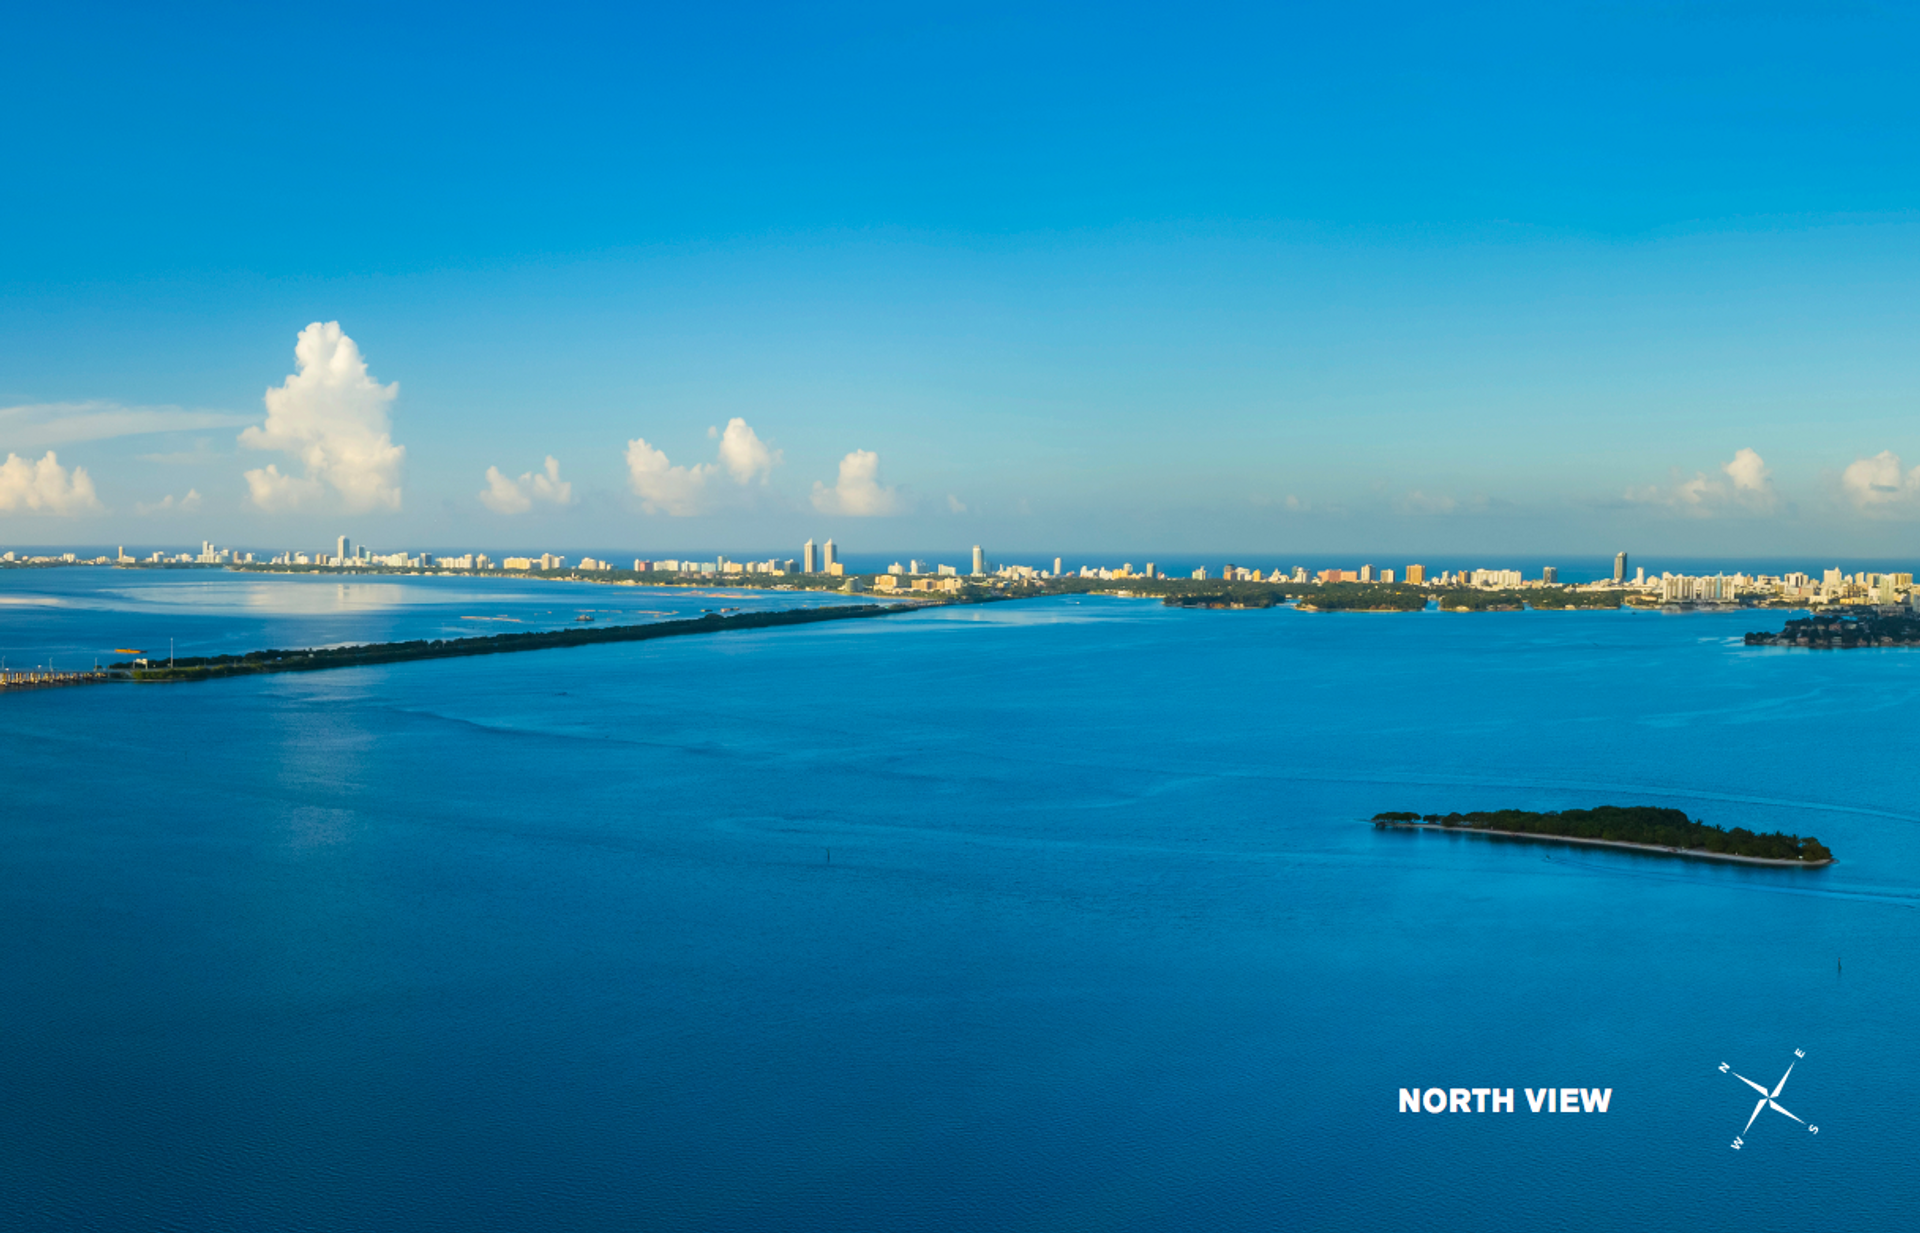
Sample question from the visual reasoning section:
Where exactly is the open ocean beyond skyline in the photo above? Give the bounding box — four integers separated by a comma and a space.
3, 569, 1916, 1229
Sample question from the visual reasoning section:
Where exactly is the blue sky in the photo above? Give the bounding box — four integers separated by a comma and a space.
5, 2, 1920, 557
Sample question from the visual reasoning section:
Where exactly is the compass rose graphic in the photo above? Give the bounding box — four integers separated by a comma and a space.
1721, 1049, 1819, 1149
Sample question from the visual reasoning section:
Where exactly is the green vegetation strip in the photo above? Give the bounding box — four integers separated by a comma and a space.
116, 602, 918, 683
1746, 613, 1920, 648
1372, 806, 1833, 864
1153, 582, 1623, 611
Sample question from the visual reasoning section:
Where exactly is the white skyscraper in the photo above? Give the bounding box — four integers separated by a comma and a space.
803, 539, 816, 573
823, 539, 838, 570
337, 535, 350, 565
1054, 557, 1062, 576
972, 545, 984, 575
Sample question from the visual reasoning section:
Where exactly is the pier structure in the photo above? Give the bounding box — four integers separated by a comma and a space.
0, 668, 117, 691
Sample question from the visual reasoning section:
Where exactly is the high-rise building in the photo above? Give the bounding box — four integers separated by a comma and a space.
1406, 564, 1426, 585
1613, 552, 1628, 584
1380, 568, 1395, 584
1144, 562, 1154, 578
1543, 566, 1558, 584
972, 545, 984, 575
1054, 557, 1063, 576
338, 535, 351, 565
1359, 564, 1374, 582
803, 539, 817, 572
823, 539, 838, 570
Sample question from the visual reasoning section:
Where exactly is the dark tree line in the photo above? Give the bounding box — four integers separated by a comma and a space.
114, 603, 913, 683
1748, 613, 1920, 647
1373, 806, 1832, 863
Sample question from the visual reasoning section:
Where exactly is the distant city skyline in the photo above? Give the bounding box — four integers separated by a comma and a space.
8, 7, 1920, 554
13, 539, 1920, 593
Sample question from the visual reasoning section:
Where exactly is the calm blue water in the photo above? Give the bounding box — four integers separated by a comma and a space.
2, 570, 1914, 1230
0, 568, 860, 670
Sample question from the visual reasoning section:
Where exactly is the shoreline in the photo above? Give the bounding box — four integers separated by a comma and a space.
1374, 820, 1834, 867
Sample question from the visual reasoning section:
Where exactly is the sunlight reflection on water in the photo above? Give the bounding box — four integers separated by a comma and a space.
101, 580, 504, 613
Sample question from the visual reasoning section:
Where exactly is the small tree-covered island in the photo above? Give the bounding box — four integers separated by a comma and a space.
1745, 612, 1920, 648
1372, 806, 1833, 866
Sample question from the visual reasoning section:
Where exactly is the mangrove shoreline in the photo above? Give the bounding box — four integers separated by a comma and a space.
1371, 805, 1833, 866
1374, 820, 1834, 867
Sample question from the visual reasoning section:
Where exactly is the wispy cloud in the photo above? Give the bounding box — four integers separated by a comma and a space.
0, 451, 104, 514
135, 489, 203, 516
1625, 447, 1778, 516
1398, 490, 1499, 516
139, 439, 228, 466
479, 456, 575, 514
811, 449, 905, 516
0, 402, 251, 450
1400, 490, 1458, 515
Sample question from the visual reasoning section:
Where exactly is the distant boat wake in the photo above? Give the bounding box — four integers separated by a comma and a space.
1539, 851, 1919, 908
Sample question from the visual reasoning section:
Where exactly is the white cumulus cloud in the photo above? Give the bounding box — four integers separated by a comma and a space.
625, 418, 778, 516
480, 456, 575, 514
1723, 446, 1773, 497
242, 464, 324, 510
239, 322, 404, 512
1626, 447, 1777, 516
715, 418, 779, 484
812, 449, 904, 516
0, 451, 103, 514
1840, 450, 1920, 513
626, 438, 716, 515
136, 489, 203, 516
947, 493, 967, 514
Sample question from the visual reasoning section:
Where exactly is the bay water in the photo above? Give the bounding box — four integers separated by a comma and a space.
2, 570, 1913, 1229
